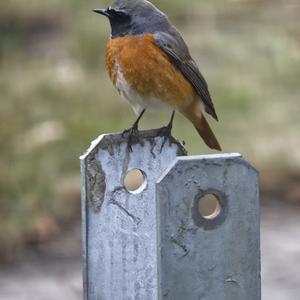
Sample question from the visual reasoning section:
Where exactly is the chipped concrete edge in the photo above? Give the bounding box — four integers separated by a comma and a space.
80, 134, 106, 161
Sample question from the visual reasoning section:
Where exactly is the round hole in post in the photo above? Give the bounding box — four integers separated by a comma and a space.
192, 190, 227, 230
124, 169, 147, 194
198, 193, 221, 220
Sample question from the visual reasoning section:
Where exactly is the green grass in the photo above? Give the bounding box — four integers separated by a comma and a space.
0, 0, 300, 260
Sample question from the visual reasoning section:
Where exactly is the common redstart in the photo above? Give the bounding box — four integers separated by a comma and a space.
94, 0, 222, 151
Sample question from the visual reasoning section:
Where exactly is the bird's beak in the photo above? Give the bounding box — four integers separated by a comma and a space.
93, 8, 110, 17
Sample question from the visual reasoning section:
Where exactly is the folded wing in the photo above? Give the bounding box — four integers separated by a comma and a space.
154, 30, 218, 121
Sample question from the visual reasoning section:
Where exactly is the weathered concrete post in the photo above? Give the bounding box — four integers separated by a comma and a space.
80, 130, 186, 300
156, 154, 260, 299
81, 130, 260, 300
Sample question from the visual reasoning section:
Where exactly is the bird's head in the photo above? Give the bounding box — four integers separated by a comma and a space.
94, 0, 169, 38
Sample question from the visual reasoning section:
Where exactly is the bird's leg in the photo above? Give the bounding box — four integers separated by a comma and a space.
122, 109, 146, 151
158, 110, 175, 152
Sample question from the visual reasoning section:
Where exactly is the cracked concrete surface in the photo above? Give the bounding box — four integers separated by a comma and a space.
109, 199, 142, 224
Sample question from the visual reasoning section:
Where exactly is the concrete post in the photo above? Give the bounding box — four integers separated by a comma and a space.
80, 130, 186, 300
80, 131, 260, 300
156, 154, 260, 300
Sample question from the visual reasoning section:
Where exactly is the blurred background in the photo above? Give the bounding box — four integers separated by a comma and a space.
0, 0, 300, 299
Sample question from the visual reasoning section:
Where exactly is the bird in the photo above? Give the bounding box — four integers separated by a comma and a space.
93, 0, 222, 151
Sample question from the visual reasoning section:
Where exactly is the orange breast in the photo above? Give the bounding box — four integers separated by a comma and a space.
105, 33, 196, 110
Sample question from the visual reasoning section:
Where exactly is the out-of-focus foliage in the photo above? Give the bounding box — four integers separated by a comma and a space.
0, 0, 300, 260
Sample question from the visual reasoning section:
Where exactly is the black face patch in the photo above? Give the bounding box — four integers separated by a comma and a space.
107, 9, 132, 38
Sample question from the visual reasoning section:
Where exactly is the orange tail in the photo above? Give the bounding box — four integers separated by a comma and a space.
184, 109, 222, 151
194, 116, 222, 151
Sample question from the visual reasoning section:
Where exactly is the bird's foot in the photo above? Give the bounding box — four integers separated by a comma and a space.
158, 124, 173, 152
122, 109, 146, 152
122, 126, 141, 152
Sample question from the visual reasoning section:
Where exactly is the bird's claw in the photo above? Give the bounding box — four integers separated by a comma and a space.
122, 126, 141, 152
158, 125, 172, 152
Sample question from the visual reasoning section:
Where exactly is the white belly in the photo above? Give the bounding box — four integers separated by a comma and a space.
114, 63, 168, 115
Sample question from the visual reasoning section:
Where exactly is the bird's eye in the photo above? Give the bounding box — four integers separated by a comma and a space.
107, 7, 119, 15
106, 7, 113, 13
107, 7, 129, 19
